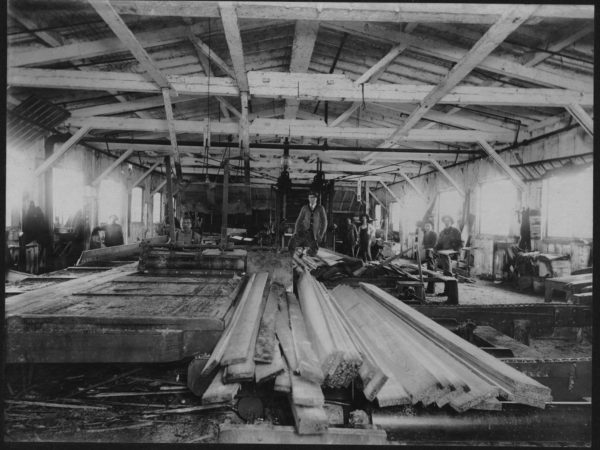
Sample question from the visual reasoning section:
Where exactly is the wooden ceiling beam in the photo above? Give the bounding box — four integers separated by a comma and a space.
90, 0, 171, 89
70, 94, 198, 117
386, 5, 536, 143
188, 33, 237, 80
9, 20, 283, 68
321, 22, 592, 93
34, 124, 92, 177
428, 159, 465, 196
478, 139, 526, 191
396, 170, 427, 200
91, 148, 135, 186
110, 2, 593, 22
66, 115, 516, 142
219, 3, 249, 92
132, 161, 162, 188
8, 5, 64, 47
521, 25, 594, 67
284, 21, 320, 120
10, 68, 591, 107
330, 28, 414, 128
565, 104, 593, 137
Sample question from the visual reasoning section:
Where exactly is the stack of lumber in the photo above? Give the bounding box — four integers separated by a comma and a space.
293, 249, 363, 281
191, 271, 330, 435
328, 282, 553, 411
296, 269, 363, 388
193, 272, 272, 403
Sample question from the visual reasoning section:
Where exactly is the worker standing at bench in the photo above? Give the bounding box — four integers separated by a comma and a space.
422, 221, 438, 294
175, 216, 202, 245
434, 215, 463, 299
288, 191, 327, 257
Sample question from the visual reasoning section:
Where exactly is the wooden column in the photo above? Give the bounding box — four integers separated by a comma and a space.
164, 156, 175, 241
221, 158, 230, 247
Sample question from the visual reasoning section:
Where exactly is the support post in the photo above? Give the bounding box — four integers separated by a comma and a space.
164, 156, 175, 242
221, 158, 230, 248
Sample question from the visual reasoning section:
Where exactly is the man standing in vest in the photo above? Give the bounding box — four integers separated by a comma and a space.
288, 191, 327, 257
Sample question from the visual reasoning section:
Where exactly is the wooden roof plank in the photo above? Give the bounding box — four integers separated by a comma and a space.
89, 0, 171, 89
387, 5, 537, 142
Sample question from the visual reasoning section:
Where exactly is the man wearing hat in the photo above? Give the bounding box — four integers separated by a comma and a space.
288, 191, 328, 256
435, 214, 463, 275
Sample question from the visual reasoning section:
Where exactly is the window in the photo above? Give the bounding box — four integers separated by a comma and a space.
152, 193, 162, 224
98, 179, 125, 225
130, 187, 143, 222
402, 194, 428, 234
543, 166, 593, 239
437, 189, 462, 231
479, 178, 519, 236
53, 167, 84, 225
390, 202, 401, 231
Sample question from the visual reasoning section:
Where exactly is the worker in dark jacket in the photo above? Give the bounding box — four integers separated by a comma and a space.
288, 191, 327, 256
103, 215, 124, 247
342, 217, 358, 257
422, 221, 438, 294
435, 214, 463, 279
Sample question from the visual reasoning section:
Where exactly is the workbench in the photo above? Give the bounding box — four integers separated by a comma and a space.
544, 273, 593, 302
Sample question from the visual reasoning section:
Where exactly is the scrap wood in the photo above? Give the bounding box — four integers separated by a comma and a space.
88, 391, 190, 398
85, 421, 154, 433
65, 367, 142, 398
289, 400, 329, 435
5, 400, 108, 410
200, 273, 256, 376
221, 272, 270, 366
150, 404, 230, 414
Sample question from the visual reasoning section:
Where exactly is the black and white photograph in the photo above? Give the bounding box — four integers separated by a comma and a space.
3, 1, 595, 447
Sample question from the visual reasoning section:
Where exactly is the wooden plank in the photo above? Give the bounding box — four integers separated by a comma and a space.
522, 25, 594, 67
188, 34, 236, 80
5, 263, 138, 315
89, 0, 171, 88
91, 148, 135, 186
201, 368, 240, 404
296, 271, 342, 376
473, 325, 542, 359
221, 272, 269, 365
219, 423, 387, 445
200, 274, 255, 376
273, 356, 292, 393
387, 5, 536, 139
289, 401, 329, 435
255, 340, 285, 383
33, 124, 92, 176
253, 285, 280, 362
286, 292, 324, 384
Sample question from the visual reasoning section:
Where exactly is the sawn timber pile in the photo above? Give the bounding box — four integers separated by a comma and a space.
329, 282, 553, 410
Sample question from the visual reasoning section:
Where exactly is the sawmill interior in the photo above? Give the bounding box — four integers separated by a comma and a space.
3, 1, 595, 446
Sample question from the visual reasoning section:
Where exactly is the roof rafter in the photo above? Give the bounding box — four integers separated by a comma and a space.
284, 20, 320, 119
89, 0, 172, 89
386, 5, 537, 142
